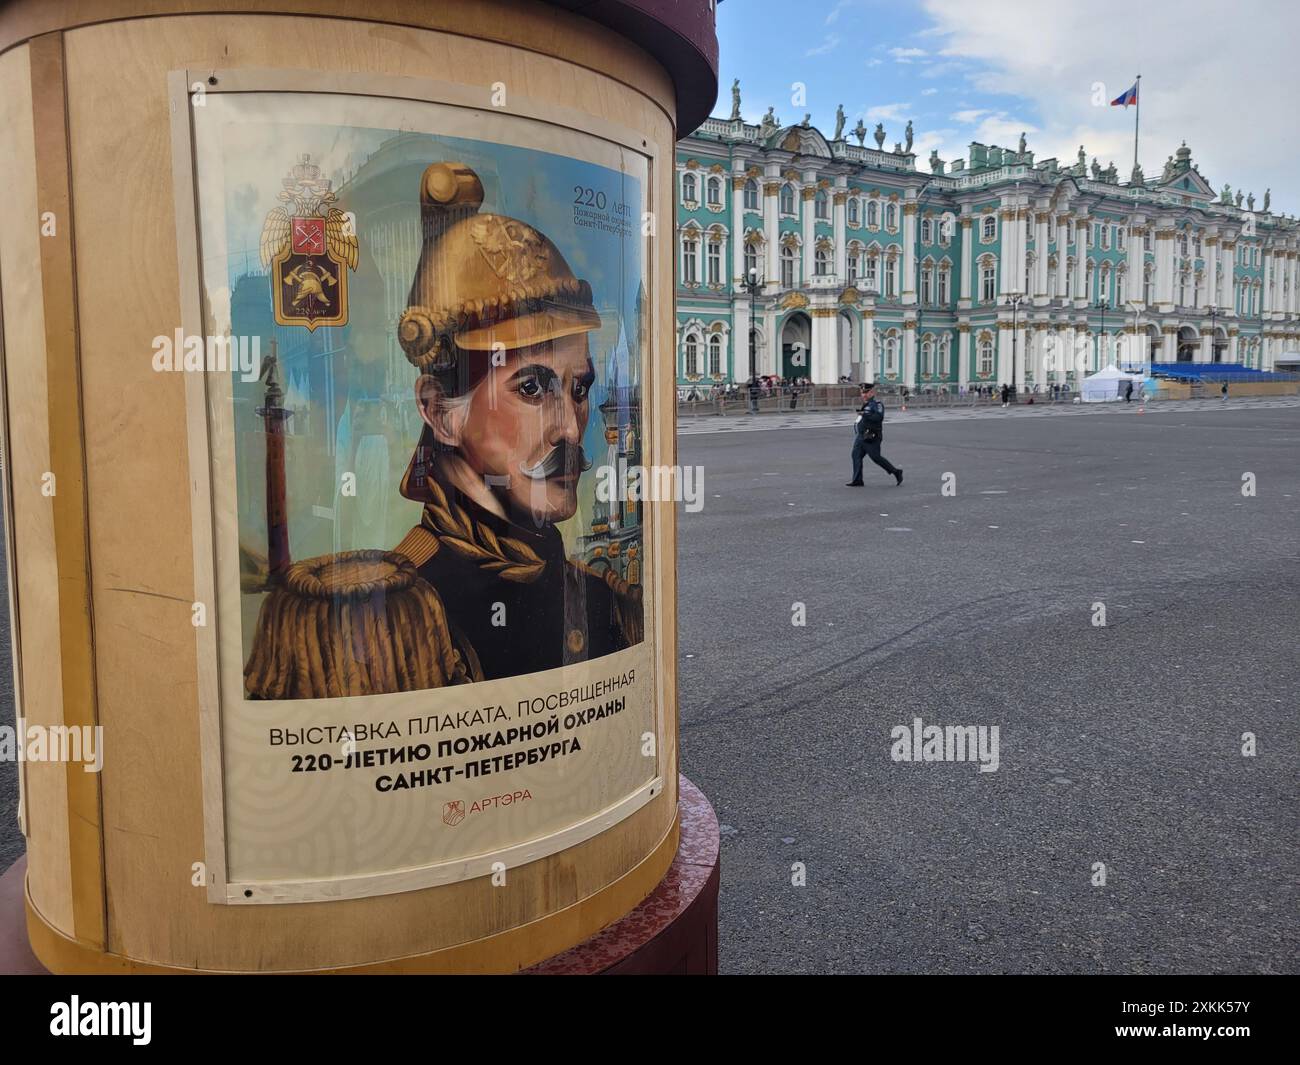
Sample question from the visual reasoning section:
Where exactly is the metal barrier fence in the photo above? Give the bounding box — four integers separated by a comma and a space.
675, 385, 1085, 418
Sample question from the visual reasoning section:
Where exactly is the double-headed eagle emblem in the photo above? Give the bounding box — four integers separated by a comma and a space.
260, 155, 358, 330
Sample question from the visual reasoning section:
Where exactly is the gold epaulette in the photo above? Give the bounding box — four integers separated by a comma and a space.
393, 524, 441, 568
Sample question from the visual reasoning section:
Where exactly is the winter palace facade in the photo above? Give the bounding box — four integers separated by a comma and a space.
674, 108, 1300, 389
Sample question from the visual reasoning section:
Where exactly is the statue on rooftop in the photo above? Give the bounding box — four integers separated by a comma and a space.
1221, 183, 1232, 205
853, 118, 866, 146
904, 120, 914, 153
730, 79, 741, 121
1018, 131, 1027, 156
1264, 188, 1271, 213
834, 104, 846, 141
761, 107, 777, 138
874, 122, 886, 149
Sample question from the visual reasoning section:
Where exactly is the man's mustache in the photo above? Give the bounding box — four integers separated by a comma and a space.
518, 443, 592, 480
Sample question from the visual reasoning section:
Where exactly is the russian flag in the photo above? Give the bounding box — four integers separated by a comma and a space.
1111, 83, 1138, 107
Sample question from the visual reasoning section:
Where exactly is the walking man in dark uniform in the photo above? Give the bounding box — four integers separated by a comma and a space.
847, 382, 903, 487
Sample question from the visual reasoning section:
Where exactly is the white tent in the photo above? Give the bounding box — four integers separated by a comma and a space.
1080, 364, 1147, 403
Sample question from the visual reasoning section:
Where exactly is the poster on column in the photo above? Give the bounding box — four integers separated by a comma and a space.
181, 87, 661, 903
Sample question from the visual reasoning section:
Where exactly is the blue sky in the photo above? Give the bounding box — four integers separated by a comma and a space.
715, 0, 1299, 211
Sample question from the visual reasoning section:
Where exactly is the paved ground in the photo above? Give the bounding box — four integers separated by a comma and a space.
0, 400, 1296, 973
678, 393, 1300, 435
678, 400, 1299, 973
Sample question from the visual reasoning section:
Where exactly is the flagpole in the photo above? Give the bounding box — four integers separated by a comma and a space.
1132, 74, 1141, 177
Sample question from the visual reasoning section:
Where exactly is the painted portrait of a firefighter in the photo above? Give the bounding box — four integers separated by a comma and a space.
242, 161, 643, 700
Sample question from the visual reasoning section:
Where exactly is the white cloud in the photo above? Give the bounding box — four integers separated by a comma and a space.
806, 34, 841, 57
951, 108, 989, 125
865, 102, 912, 123
921, 88, 939, 96
920, 0, 1300, 207
825, 0, 856, 25
865, 58, 883, 68
889, 46, 927, 63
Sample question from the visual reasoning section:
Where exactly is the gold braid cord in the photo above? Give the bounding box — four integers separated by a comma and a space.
244, 549, 474, 699
420, 478, 546, 583
569, 559, 645, 646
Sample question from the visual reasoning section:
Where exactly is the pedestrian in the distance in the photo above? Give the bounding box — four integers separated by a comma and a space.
1221, 382, 1228, 401
847, 382, 903, 487
1124, 380, 1133, 403
1000, 383, 1010, 407
747, 375, 760, 414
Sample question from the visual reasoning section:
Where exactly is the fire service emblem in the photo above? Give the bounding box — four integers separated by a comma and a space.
260, 155, 358, 330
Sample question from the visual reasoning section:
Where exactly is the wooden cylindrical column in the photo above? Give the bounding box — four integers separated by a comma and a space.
0, 0, 716, 973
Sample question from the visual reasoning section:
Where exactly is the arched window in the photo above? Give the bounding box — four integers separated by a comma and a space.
1193, 271, 1203, 307
980, 257, 996, 303
743, 239, 759, 278
684, 333, 700, 376
885, 202, 898, 231
708, 333, 723, 376
939, 334, 951, 377
884, 333, 899, 374
847, 244, 861, 284
682, 232, 699, 284
1100, 262, 1112, 304
815, 189, 829, 220
706, 235, 723, 285
1144, 264, 1154, 305
706, 175, 722, 207
865, 252, 879, 292
682, 172, 697, 203
866, 199, 879, 228
884, 254, 898, 298
920, 335, 934, 375
920, 217, 933, 245
815, 245, 831, 276
938, 263, 951, 305
1179, 267, 1190, 307
1116, 227, 1126, 251
848, 198, 860, 226
780, 243, 797, 288
982, 215, 996, 241
978, 334, 995, 375
744, 179, 759, 211
1086, 259, 1096, 301
780, 184, 796, 215
920, 261, 934, 305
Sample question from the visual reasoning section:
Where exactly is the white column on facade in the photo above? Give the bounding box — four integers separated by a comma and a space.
732, 299, 751, 382
763, 177, 779, 285
1056, 215, 1072, 299
902, 198, 918, 303
731, 173, 746, 283
958, 324, 971, 389
996, 321, 1011, 386
801, 176, 817, 284
1072, 218, 1089, 303
1228, 330, 1239, 362
1288, 250, 1297, 315
1155, 222, 1175, 310
1262, 248, 1273, 316
1126, 218, 1145, 310
1221, 240, 1235, 313
1000, 204, 1026, 297
1204, 234, 1219, 309
812, 308, 837, 383
959, 215, 974, 304
833, 184, 847, 281
903, 319, 917, 389
863, 310, 876, 382
1199, 332, 1213, 363
1033, 211, 1049, 303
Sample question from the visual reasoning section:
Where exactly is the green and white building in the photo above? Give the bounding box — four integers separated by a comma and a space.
675, 109, 1300, 389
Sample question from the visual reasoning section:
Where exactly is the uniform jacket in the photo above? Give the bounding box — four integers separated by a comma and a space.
854, 398, 885, 441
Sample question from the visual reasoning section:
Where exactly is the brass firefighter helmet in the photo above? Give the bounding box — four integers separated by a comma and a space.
396, 162, 602, 502
396, 161, 601, 368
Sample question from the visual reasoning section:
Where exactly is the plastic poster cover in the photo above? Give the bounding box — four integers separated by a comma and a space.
185, 88, 661, 902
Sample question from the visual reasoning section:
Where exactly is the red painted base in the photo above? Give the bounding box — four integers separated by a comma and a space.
0, 774, 719, 975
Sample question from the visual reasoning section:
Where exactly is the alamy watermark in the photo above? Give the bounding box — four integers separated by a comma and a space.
0, 718, 103, 772
890, 717, 1000, 773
